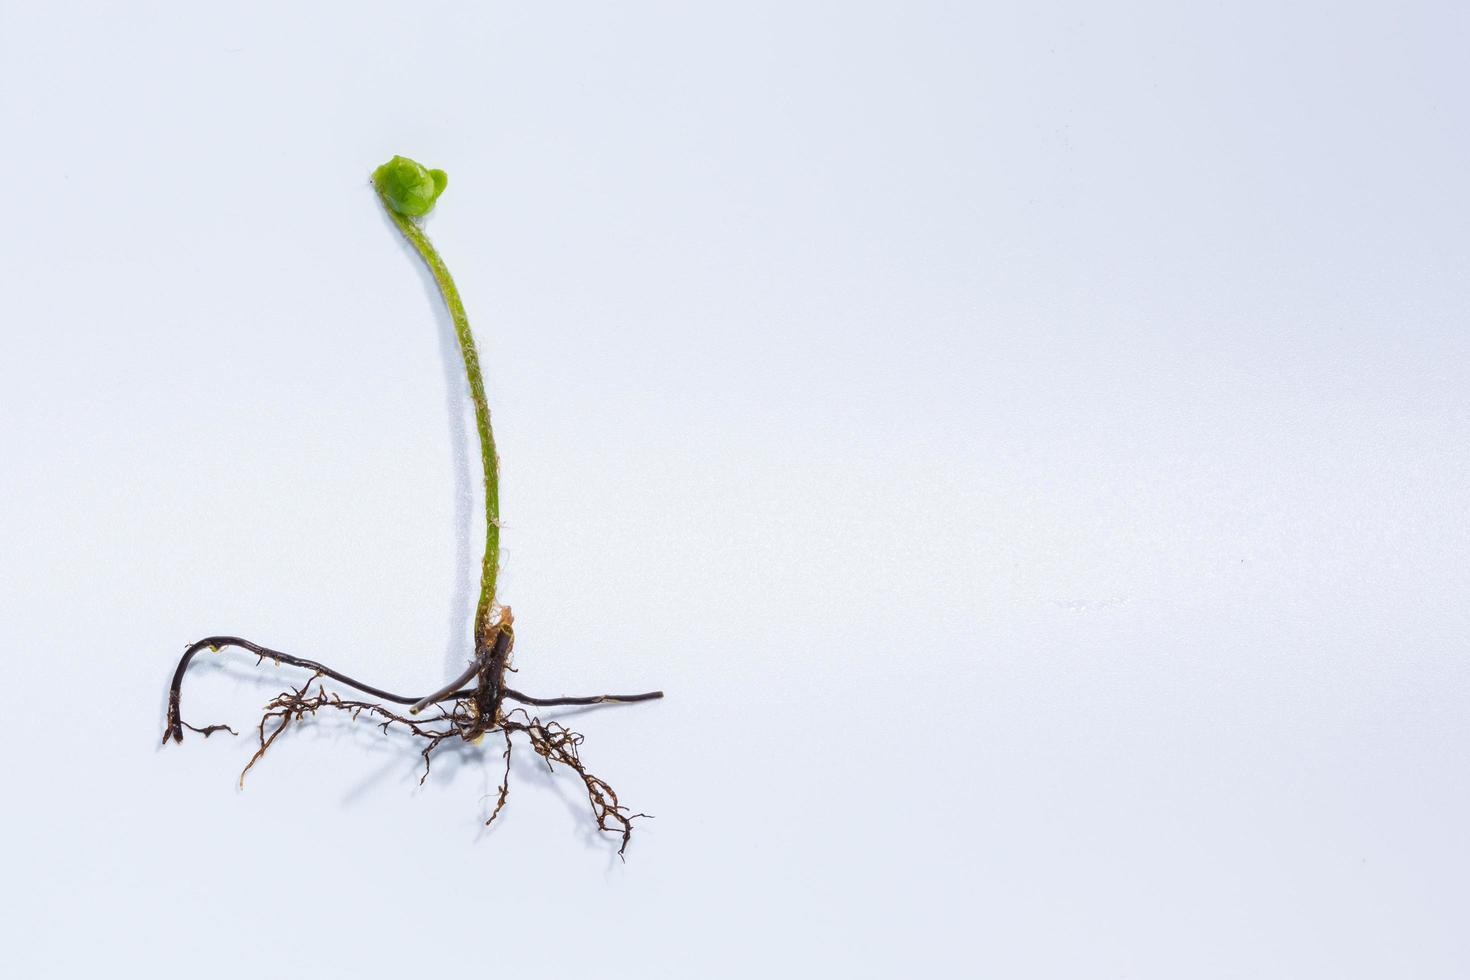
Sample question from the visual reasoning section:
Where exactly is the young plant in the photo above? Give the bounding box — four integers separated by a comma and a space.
162, 155, 663, 856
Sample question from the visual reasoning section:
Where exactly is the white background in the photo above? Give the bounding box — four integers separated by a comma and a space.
2, 2, 1467, 976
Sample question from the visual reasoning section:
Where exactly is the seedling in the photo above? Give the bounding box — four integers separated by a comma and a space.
163, 155, 663, 856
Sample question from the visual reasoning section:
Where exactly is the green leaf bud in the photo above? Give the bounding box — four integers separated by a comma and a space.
373, 155, 448, 216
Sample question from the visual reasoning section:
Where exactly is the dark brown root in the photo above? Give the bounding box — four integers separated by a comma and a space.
169, 640, 658, 852
164, 634, 661, 744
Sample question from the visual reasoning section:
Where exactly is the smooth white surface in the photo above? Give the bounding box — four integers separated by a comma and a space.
2, 2, 1468, 976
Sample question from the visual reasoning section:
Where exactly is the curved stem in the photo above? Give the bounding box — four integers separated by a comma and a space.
378, 191, 500, 638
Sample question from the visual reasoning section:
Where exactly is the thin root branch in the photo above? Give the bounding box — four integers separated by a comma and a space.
181, 720, 237, 738
485, 727, 513, 828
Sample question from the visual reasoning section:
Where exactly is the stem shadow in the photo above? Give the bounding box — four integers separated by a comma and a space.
377, 202, 476, 682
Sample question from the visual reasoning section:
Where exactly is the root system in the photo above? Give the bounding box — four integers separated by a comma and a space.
163, 620, 661, 857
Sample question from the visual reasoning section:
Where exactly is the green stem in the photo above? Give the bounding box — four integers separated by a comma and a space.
378, 190, 500, 640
